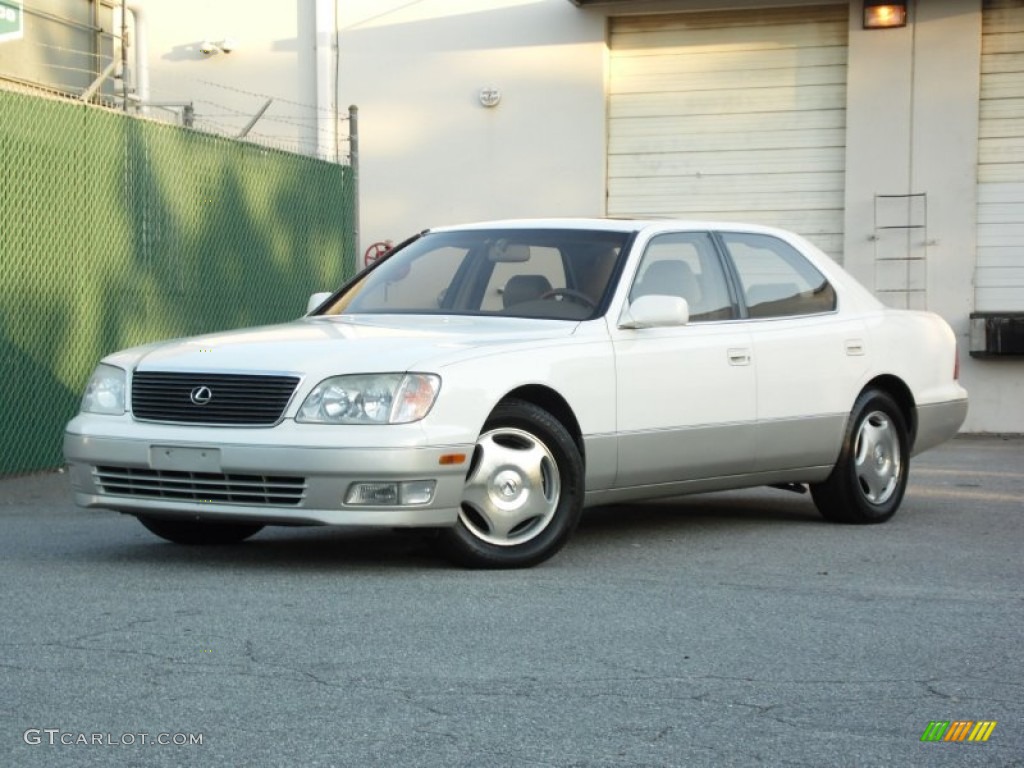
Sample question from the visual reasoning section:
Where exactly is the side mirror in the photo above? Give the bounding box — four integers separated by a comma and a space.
306, 292, 333, 314
619, 295, 690, 329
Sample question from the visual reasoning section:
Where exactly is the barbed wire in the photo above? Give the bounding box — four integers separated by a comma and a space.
189, 99, 349, 133
3, 37, 352, 162
195, 78, 346, 119
341, 0, 432, 31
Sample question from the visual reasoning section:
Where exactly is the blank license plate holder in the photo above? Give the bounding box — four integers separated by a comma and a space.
149, 446, 222, 473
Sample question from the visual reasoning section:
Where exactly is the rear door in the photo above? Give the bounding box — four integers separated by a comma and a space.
716, 231, 867, 472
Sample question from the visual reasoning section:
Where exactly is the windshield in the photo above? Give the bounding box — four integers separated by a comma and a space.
319, 228, 631, 321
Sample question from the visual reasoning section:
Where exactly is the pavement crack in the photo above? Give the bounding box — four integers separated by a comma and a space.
923, 680, 954, 699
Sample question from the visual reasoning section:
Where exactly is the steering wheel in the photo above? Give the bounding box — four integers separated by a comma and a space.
540, 288, 597, 309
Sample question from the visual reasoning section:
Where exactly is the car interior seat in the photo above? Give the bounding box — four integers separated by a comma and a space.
631, 260, 701, 308
502, 274, 553, 308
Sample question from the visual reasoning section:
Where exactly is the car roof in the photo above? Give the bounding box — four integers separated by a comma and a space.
428, 218, 800, 239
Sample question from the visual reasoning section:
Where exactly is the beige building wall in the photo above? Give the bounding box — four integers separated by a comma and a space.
843, 0, 1022, 432
128, 1, 313, 154
337, 0, 608, 245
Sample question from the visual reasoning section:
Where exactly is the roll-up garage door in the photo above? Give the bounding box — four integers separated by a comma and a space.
978, 0, 1024, 311
608, 6, 849, 258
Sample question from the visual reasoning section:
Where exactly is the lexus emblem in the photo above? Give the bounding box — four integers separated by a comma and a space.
189, 385, 213, 406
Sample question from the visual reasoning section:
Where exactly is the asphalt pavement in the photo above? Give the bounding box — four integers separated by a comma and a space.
2, 435, 1022, 767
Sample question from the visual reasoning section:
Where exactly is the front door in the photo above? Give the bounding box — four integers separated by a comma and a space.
611, 231, 756, 488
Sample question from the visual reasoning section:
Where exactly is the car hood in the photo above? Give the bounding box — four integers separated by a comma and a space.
114, 315, 581, 377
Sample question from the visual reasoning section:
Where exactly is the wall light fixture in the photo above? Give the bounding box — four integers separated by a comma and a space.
863, 1, 907, 29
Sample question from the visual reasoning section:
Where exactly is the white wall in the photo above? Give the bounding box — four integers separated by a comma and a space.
134, 0, 321, 155
337, 0, 608, 249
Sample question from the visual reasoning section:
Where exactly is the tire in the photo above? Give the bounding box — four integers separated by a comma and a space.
137, 516, 264, 545
811, 388, 910, 524
436, 399, 584, 568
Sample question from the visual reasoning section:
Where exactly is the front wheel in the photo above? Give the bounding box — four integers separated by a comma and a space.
436, 399, 584, 568
811, 389, 910, 524
137, 516, 264, 545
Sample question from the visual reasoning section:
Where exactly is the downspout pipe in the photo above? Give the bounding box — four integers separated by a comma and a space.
314, 0, 337, 161
127, 3, 149, 115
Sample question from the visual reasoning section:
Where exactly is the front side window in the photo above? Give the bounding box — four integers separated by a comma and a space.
318, 229, 629, 321
719, 232, 836, 318
629, 232, 736, 322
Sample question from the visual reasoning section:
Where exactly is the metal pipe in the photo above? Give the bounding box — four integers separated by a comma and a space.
349, 104, 360, 268
127, 3, 149, 115
128, 99, 195, 127
315, 0, 337, 160
89, 0, 99, 91
120, 0, 128, 110
80, 58, 118, 102
297, 0, 316, 156
237, 99, 273, 138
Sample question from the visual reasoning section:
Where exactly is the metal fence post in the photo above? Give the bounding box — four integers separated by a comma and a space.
349, 104, 360, 270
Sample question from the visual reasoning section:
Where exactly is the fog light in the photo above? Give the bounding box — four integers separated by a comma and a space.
346, 482, 398, 505
344, 480, 436, 506
400, 480, 436, 505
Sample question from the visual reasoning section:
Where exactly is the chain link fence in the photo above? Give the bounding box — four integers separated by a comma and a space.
1, 88, 356, 475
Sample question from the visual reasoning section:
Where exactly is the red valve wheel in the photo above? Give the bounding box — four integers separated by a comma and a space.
364, 240, 393, 267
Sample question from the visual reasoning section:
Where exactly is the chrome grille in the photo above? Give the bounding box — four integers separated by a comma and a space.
131, 372, 299, 425
95, 466, 306, 506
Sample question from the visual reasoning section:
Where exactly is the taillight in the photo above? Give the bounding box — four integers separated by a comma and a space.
954, 342, 961, 380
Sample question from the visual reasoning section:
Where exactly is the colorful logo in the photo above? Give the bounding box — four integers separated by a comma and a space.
921, 721, 997, 742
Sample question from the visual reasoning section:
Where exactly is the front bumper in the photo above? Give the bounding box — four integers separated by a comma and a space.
64, 426, 472, 528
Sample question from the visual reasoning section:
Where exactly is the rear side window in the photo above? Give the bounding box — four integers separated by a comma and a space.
720, 233, 836, 318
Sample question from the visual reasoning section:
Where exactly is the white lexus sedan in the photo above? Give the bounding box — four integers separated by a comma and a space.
64, 219, 968, 568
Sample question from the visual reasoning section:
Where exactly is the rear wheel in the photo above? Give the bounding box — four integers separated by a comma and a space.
437, 399, 584, 568
137, 516, 264, 545
811, 389, 909, 524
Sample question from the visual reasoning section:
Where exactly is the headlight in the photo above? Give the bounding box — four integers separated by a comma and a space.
81, 364, 127, 415
296, 373, 440, 425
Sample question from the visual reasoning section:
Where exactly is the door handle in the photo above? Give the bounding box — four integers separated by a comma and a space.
728, 348, 751, 366
845, 339, 865, 356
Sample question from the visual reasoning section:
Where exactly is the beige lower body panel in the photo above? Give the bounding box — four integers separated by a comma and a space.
585, 465, 834, 508
913, 398, 969, 456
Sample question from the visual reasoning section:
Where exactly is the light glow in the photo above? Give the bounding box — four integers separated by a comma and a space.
864, 3, 907, 29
